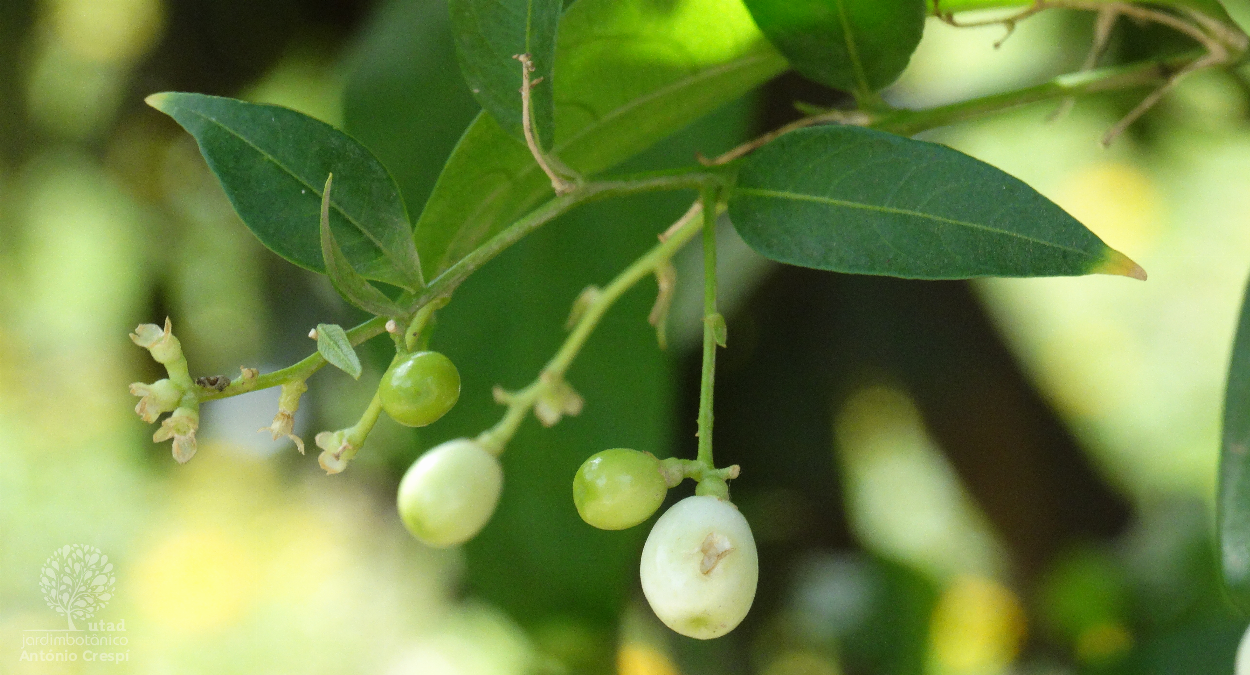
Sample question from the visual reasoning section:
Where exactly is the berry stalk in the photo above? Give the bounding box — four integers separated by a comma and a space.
477, 200, 709, 455
695, 186, 728, 498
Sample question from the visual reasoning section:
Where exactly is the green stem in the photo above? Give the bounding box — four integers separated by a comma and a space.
200, 316, 388, 401
413, 173, 720, 309
928, 0, 1157, 13
659, 457, 739, 487
873, 51, 1204, 136
476, 201, 709, 455
201, 172, 719, 404
696, 187, 718, 471
714, 52, 1207, 167
191, 48, 1181, 406
345, 393, 384, 449
404, 298, 445, 352
694, 186, 728, 499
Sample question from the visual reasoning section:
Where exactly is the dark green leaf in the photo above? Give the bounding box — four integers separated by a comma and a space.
316, 323, 363, 379
727, 126, 1147, 280
414, 0, 787, 278
319, 174, 406, 316
1220, 273, 1250, 614
145, 92, 424, 291
743, 0, 926, 95
449, 0, 561, 149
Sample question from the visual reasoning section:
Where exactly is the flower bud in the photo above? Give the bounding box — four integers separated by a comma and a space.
130, 318, 183, 365
259, 380, 307, 454
129, 379, 183, 423
534, 377, 583, 427
153, 405, 199, 463
316, 429, 357, 475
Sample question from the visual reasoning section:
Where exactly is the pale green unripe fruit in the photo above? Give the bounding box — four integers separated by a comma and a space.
397, 438, 502, 548
573, 448, 668, 530
640, 495, 758, 639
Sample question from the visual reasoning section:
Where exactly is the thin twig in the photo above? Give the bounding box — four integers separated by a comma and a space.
914, 0, 1243, 144
1051, 5, 1119, 121
1182, 6, 1250, 51
475, 201, 706, 453
514, 53, 579, 195
702, 109, 874, 166
1101, 51, 1221, 145
938, 0, 1047, 48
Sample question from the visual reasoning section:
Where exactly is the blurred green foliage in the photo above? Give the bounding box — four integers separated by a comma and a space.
2, 1, 1250, 674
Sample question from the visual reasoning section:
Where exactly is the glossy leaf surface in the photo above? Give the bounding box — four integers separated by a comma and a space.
414, 0, 787, 278
146, 92, 424, 290
743, 0, 926, 94
727, 126, 1146, 280
449, 0, 561, 148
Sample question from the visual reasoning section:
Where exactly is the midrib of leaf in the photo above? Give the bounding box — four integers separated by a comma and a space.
735, 187, 1095, 257
181, 107, 403, 268
832, 0, 870, 95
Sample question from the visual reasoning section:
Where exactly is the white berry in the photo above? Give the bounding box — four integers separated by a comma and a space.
397, 438, 502, 548
640, 495, 758, 639
1237, 621, 1250, 675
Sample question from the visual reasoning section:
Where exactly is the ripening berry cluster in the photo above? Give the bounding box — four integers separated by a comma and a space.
397, 429, 758, 638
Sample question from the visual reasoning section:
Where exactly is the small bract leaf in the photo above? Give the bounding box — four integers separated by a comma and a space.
649, 261, 676, 350
146, 92, 424, 291
450, 0, 561, 149
1221, 274, 1250, 613
318, 174, 406, 316
727, 126, 1146, 280
706, 313, 728, 348
743, 0, 926, 94
316, 323, 363, 380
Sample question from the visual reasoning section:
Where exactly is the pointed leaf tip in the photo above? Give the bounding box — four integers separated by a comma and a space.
146, 92, 421, 289
1092, 247, 1147, 280
145, 92, 171, 111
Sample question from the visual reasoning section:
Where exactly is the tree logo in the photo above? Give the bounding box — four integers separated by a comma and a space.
38, 545, 116, 630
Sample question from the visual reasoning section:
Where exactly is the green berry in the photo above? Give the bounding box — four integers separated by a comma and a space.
397, 438, 502, 548
379, 351, 461, 427
573, 448, 668, 530
640, 495, 758, 639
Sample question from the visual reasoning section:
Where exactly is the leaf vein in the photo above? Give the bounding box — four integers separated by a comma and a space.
181, 107, 396, 266
736, 187, 1093, 258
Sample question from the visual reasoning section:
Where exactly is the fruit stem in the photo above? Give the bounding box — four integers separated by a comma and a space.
199, 316, 390, 401
695, 185, 722, 478
346, 393, 384, 450
403, 297, 447, 352
476, 200, 711, 455
660, 457, 739, 487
